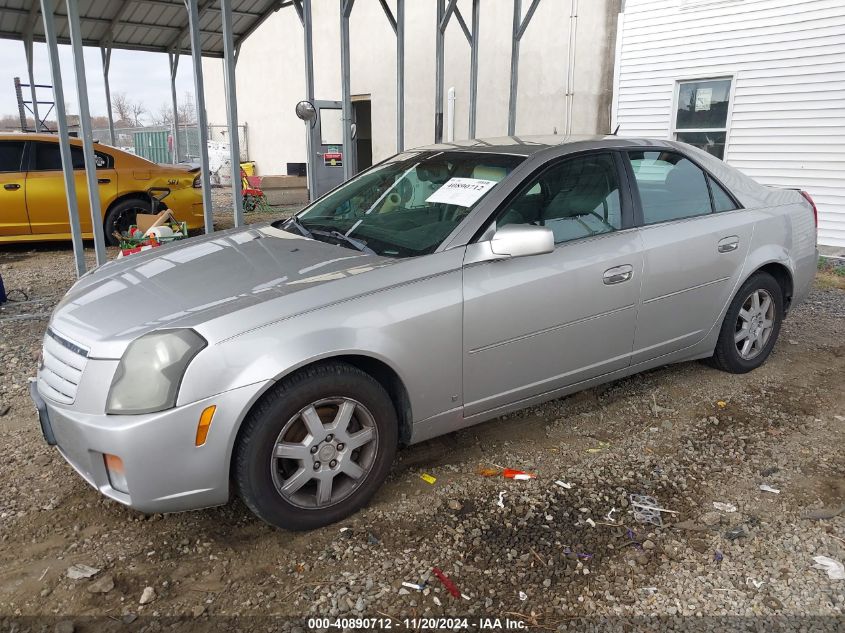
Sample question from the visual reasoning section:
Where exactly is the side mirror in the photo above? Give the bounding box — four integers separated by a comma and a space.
490, 224, 554, 258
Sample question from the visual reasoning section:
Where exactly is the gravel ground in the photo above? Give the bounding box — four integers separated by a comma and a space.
0, 196, 843, 631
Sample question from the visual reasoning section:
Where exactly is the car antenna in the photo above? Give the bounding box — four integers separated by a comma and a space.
611, 124, 620, 136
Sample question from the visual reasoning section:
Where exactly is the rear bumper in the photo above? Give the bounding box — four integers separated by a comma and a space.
31, 380, 270, 514
164, 188, 205, 228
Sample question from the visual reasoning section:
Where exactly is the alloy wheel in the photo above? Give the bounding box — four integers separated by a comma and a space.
734, 288, 775, 360
270, 397, 379, 509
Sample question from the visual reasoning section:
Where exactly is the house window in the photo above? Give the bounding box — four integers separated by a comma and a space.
674, 78, 732, 159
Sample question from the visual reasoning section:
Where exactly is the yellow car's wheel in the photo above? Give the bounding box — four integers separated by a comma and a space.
104, 197, 153, 246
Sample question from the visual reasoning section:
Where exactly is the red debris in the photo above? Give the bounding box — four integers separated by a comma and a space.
431, 567, 461, 599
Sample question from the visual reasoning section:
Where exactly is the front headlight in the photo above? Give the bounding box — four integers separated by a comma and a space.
106, 329, 206, 415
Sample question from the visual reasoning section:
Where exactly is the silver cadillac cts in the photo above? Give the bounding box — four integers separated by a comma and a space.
31, 136, 818, 530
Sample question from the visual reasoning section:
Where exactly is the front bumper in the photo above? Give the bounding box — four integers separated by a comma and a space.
31, 380, 270, 514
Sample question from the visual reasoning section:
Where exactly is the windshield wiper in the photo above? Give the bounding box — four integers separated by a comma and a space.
311, 229, 376, 255
283, 215, 313, 238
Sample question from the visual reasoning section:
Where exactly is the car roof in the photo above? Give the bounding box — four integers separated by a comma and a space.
412, 134, 672, 156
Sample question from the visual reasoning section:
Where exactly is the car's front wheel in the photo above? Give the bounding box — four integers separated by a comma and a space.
233, 362, 398, 530
709, 271, 784, 373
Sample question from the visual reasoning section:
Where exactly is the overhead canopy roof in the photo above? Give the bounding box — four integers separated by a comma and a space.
0, 0, 295, 58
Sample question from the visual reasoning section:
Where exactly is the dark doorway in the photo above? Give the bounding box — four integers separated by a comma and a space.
352, 97, 372, 173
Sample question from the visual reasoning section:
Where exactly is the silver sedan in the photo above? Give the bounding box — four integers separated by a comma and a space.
32, 136, 818, 530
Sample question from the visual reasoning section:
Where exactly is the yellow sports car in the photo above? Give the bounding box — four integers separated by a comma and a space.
0, 133, 205, 245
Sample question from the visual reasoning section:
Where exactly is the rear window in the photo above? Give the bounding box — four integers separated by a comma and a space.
0, 141, 25, 172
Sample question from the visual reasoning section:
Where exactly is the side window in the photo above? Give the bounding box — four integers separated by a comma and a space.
34, 143, 84, 170
32, 143, 110, 170
708, 175, 739, 212
495, 153, 622, 244
0, 142, 25, 172
628, 150, 712, 224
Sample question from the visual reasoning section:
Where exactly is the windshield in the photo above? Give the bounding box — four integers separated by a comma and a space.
281, 151, 524, 258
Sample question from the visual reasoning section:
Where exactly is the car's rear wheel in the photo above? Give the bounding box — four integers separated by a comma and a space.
233, 362, 398, 530
709, 271, 784, 373
104, 197, 153, 246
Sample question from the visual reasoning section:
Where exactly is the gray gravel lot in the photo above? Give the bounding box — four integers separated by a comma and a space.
0, 198, 843, 631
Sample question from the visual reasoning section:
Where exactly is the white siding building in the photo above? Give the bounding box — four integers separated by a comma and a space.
612, 0, 845, 248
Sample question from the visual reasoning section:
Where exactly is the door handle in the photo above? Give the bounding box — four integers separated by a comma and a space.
603, 264, 634, 285
3, 183, 20, 191
717, 236, 739, 253
97, 178, 111, 184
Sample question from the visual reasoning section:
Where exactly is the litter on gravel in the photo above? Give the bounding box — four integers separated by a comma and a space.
812, 556, 845, 580
629, 494, 678, 527
401, 581, 424, 591
712, 502, 737, 512
496, 491, 506, 508
420, 473, 436, 485
759, 484, 781, 494
431, 567, 461, 598
502, 469, 536, 480
554, 480, 574, 489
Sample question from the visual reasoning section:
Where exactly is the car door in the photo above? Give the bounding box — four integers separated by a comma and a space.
461, 151, 643, 417
0, 139, 30, 236
26, 141, 117, 235
626, 149, 753, 363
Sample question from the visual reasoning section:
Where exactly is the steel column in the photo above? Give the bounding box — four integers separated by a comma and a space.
101, 47, 116, 145
66, 0, 107, 266
508, 0, 541, 136
221, 0, 244, 227
168, 52, 181, 163
468, 0, 479, 139
185, 0, 214, 234
302, 0, 315, 198
434, 0, 444, 143
23, 36, 41, 132
40, 0, 85, 276
396, 0, 404, 152
340, 0, 354, 181
507, 0, 521, 136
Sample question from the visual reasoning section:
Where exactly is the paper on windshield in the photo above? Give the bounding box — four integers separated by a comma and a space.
425, 177, 497, 207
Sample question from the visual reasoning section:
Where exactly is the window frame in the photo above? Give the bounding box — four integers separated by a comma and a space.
622, 147, 743, 227
473, 149, 637, 247
670, 75, 736, 160
0, 140, 26, 173
24, 140, 114, 172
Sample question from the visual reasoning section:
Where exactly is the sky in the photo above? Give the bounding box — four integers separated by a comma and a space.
0, 38, 199, 123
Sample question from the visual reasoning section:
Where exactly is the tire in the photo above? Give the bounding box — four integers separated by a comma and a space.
233, 362, 398, 531
709, 271, 784, 374
104, 197, 153, 246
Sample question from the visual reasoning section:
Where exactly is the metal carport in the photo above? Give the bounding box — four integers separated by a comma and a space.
0, 0, 544, 278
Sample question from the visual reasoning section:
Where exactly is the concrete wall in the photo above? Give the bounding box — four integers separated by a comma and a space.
203, 0, 620, 176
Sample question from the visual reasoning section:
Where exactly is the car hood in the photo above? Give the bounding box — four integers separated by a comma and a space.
50, 224, 397, 358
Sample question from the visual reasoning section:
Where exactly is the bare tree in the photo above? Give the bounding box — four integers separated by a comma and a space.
112, 92, 146, 127
129, 100, 147, 127
112, 92, 132, 126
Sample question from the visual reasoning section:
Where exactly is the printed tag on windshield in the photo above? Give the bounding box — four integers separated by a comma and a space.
425, 177, 497, 207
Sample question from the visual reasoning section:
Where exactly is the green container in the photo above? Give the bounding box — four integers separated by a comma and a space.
133, 129, 172, 164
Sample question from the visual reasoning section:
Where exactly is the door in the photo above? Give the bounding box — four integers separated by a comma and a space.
26, 141, 117, 235
626, 149, 753, 363
309, 100, 346, 199
0, 140, 29, 236
462, 152, 643, 416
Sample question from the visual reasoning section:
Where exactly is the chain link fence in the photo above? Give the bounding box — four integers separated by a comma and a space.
91, 124, 248, 166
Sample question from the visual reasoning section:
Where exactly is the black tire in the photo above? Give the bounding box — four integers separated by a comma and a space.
104, 197, 153, 246
233, 362, 398, 531
709, 271, 784, 374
